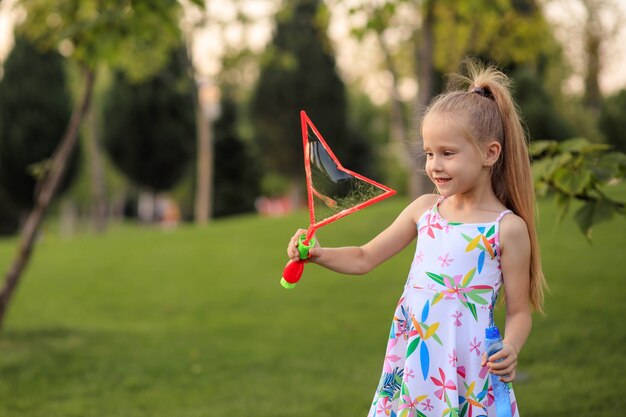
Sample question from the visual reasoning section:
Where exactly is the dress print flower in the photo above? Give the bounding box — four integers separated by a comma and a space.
377, 367, 405, 403
452, 311, 463, 327
461, 225, 498, 273
418, 212, 444, 239
394, 301, 414, 340
459, 380, 488, 417
414, 250, 424, 264
423, 267, 493, 321
398, 383, 429, 417
469, 337, 481, 356
430, 367, 457, 402
448, 349, 458, 366
377, 396, 393, 416
405, 300, 443, 380
438, 252, 454, 267
421, 399, 434, 412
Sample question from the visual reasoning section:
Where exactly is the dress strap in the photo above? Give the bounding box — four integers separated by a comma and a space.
495, 209, 513, 223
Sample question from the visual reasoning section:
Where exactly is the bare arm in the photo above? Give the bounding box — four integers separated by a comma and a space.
287, 194, 439, 275
482, 214, 533, 382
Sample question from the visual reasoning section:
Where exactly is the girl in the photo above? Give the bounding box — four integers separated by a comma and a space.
287, 61, 546, 417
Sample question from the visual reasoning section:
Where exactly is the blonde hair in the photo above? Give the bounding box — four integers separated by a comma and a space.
423, 59, 546, 312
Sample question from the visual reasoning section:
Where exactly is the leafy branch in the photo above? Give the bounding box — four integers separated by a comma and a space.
531, 138, 626, 240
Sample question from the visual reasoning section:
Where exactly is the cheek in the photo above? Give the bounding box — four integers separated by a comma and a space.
424, 159, 433, 173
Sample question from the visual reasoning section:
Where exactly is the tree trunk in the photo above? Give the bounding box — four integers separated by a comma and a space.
412, 0, 436, 199
582, 1, 602, 113
194, 97, 214, 225
376, 31, 420, 198
0, 67, 95, 330
86, 93, 108, 233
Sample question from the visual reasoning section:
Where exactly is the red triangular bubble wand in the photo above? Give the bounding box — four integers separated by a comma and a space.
280, 111, 396, 289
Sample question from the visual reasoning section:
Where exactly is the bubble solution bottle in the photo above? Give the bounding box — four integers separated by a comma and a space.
485, 326, 513, 417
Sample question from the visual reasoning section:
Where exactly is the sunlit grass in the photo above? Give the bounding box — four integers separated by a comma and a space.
0, 187, 624, 416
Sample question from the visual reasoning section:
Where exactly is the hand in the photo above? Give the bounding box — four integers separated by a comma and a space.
480, 343, 518, 383
287, 229, 321, 262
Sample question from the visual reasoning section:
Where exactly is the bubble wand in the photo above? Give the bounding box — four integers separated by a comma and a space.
280, 111, 396, 289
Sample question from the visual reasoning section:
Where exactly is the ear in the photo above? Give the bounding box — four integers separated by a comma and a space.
483, 140, 502, 167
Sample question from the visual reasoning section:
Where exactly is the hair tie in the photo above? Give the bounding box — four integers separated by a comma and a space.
472, 86, 493, 100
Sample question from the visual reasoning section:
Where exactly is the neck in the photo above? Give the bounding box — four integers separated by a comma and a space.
446, 175, 502, 213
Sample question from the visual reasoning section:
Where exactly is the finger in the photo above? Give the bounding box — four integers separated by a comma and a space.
488, 351, 507, 363
488, 357, 510, 370
481, 353, 487, 367
290, 229, 306, 247
292, 229, 307, 240
499, 369, 516, 383
288, 230, 306, 258
490, 360, 517, 375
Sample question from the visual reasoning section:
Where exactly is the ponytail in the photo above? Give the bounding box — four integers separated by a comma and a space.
425, 59, 546, 312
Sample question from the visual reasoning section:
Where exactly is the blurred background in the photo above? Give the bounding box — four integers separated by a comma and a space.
0, 0, 624, 416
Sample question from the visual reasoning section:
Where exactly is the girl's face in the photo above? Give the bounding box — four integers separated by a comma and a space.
422, 113, 489, 197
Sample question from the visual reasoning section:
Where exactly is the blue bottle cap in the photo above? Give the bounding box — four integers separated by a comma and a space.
485, 326, 501, 339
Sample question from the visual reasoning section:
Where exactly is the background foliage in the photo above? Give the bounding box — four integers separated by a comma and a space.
102, 48, 196, 192
0, 36, 78, 209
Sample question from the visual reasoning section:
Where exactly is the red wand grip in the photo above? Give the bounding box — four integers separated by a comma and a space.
280, 235, 316, 289
280, 259, 305, 289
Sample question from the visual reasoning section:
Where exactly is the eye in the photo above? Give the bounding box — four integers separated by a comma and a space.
424, 151, 433, 158
443, 151, 454, 157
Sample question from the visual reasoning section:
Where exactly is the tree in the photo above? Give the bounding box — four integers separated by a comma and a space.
512, 67, 575, 141
599, 89, 626, 153
339, 0, 560, 195
0, 189, 21, 236
336, 0, 626, 235
578, 0, 623, 112
0, 36, 79, 209
212, 96, 260, 218
0, 0, 201, 330
102, 48, 196, 194
250, 0, 354, 195
181, 0, 281, 224
531, 138, 626, 239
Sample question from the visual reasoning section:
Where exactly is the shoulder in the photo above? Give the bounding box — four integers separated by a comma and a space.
499, 213, 530, 253
406, 194, 440, 223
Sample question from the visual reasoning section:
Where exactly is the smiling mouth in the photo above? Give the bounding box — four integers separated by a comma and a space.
434, 178, 451, 184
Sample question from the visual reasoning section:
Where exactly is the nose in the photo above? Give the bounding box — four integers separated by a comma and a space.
428, 155, 443, 172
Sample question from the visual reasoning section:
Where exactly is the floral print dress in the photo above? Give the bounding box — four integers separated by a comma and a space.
367, 197, 520, 417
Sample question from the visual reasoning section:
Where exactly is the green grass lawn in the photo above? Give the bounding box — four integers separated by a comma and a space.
0, 193, 624, 417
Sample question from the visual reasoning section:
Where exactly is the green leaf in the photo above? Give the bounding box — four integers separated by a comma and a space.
547, 153, 574, 178
532, 157, 553, 182
592, 198, 616, 226
574, 198, 616, 241
535, 180, 549, 197
592, 152, 626, 182
431, 332, 443, 346
407, 337, 420, 357
426, 272, 444, 285
401, 381, 409, 397
554, 192, 572, 221
574, 200, 595, 240
558, 137, 611, 154
529, 140, 557, 157
467, 292, 488, 305
553, 167, 592, 195
466, 303, 478, 321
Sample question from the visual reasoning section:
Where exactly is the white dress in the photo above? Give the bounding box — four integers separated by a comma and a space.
367, 198, 520, 417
